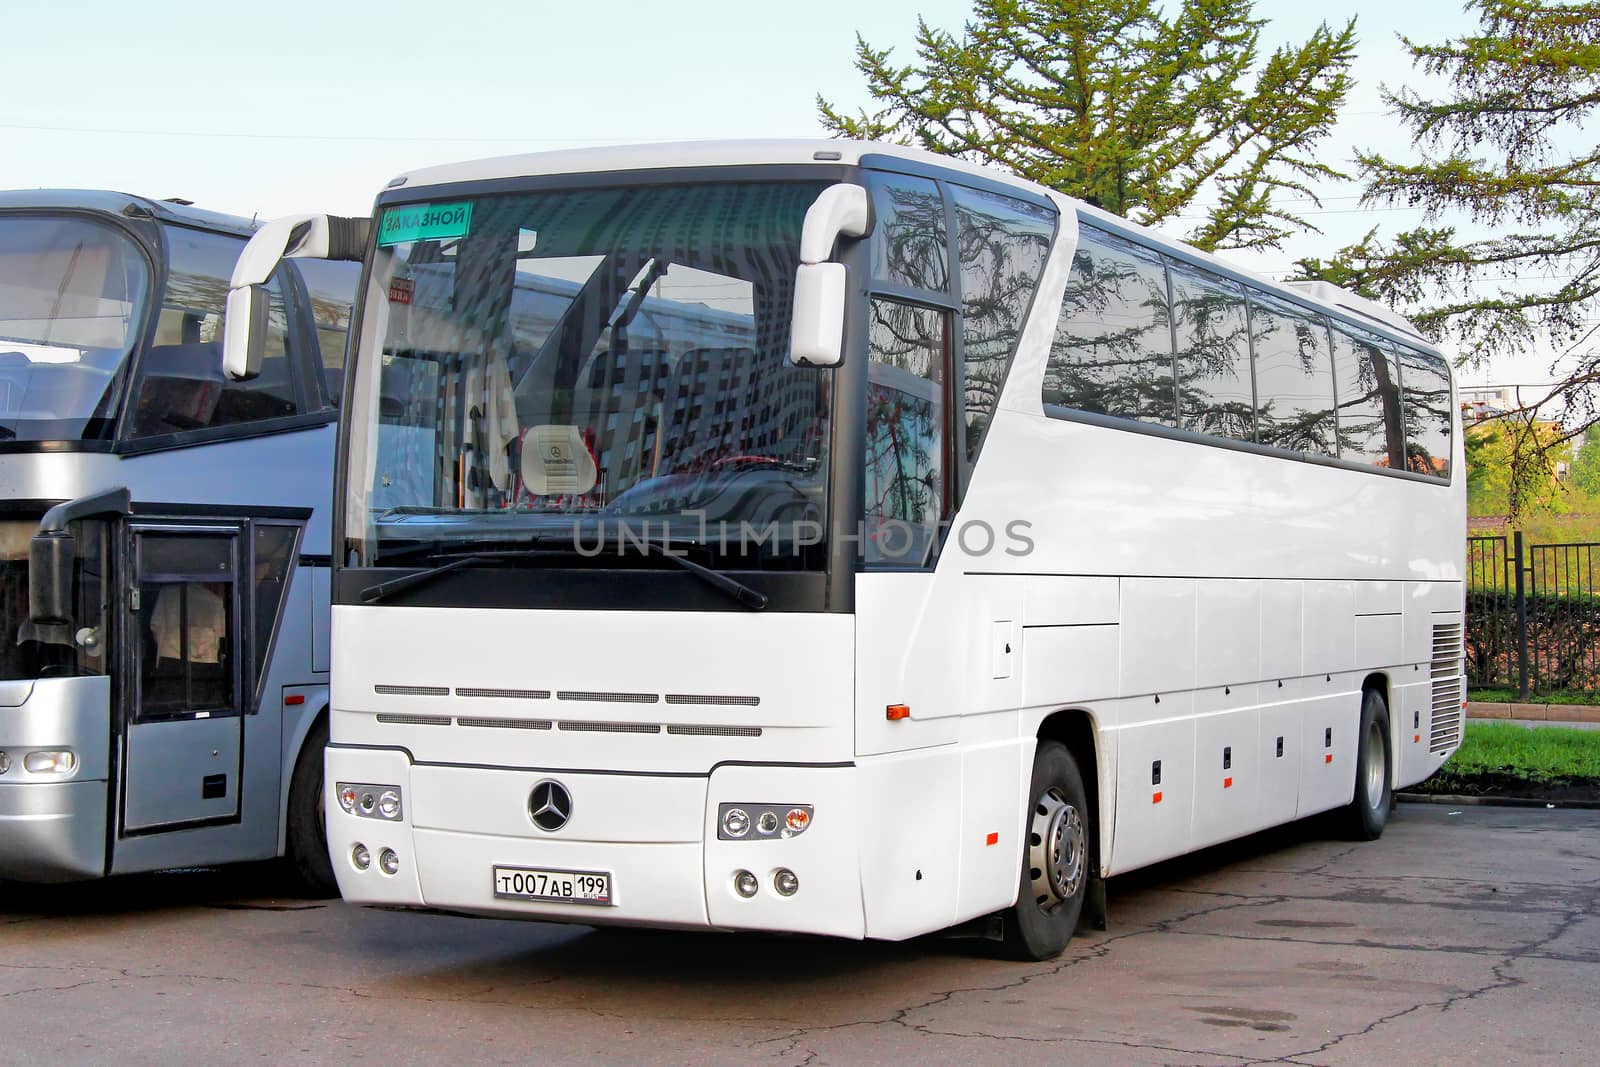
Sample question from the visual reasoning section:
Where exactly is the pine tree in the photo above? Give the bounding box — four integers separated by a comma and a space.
818, 0, 1358, 252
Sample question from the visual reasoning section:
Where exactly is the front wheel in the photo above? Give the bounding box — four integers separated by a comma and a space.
1000, 741, 1091, 961
1342, 689, 1393, 841
284, 718, 337, 896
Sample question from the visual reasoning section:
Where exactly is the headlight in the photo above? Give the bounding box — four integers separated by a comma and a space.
337, 782, 403, 821
377, 789, 402, 820
717, 803, 812, 840
720, 807, 751, 838
23, 750, 76, 775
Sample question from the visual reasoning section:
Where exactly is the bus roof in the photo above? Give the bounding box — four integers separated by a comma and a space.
0, 188, 258, 237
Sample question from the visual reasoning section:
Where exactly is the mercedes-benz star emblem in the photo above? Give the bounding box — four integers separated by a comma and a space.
528, 780, 572, 831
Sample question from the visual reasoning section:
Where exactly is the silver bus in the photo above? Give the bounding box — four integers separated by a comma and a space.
0, 190, 358, 889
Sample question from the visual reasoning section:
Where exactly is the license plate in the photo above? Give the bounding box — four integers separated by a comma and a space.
492, 865, 613, 906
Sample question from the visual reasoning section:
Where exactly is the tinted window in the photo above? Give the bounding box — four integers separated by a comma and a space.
1248, 294, 1335, 455
1171, 262, 1253, 440
1044, 225, 1173, 423
865, 299, 948, 567
870, 177, 948, 293
250, 523, 299, 702
291, 258, 360, 408
1396, 346, 1453, 478
1330, 326, 1404, 469
953, 186, 1055, 461
130, 227, 300, 438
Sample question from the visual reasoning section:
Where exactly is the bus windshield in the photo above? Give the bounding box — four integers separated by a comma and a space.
0, 215, 150, 441
347, 180, 834, 570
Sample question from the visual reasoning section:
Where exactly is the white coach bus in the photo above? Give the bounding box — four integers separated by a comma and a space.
223, 141, 1465, 959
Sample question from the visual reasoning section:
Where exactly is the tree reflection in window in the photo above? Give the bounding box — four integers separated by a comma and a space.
1330, 327, 1405, 469
1044, 226, 1174, 423
1395, 346, 1453, 478
870, 177, 949, 293
955, 187, 1055, 461
865, 300, 947, 566
1248, 294, 1337, 455
1172, 262, 1254, 441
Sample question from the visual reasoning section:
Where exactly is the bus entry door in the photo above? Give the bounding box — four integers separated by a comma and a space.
120, 525, 244, 832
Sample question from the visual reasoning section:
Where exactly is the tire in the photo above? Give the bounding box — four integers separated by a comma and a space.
1343, 688, 1393, 841
1001, 741, 1092, 961
284, 718, 337, 897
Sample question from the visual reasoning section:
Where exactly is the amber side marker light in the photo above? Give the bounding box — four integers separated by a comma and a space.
886, 704, 910, 721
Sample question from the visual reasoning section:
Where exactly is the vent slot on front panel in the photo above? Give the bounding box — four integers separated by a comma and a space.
1429, 622, 1465, 754
666, 724, 763, 737
376, 713, 452, 726
456, 687, 551, 700
375, 684, 449, 697
557, 690, 660, 704
664, 694, 761, 707
557, 720, 662, 734
457, 717, 553, 730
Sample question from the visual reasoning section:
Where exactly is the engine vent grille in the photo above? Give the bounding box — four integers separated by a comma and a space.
1429, 622, 1465, 754
457, 716, 553, 730
665, 694, 761, 707
557, 720, 662, 734
667, 724, 763, 737
456, 687, 551, 701
557, 690, 660, 704
375, 684, 449, 697
375, 713, 451, 726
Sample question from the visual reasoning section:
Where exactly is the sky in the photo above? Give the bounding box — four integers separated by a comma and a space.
1, 0, 1551, 384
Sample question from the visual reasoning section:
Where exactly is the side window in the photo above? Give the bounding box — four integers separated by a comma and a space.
250, 524, 300, 704
1171, 261, 1253, 441
952, 185, 1055, 462
870, 176, 949, 293
1330, 326, 1404, 469
135, 532, 237, 720
1395, 346, 1453, 478
290, 259, 361, 409
1248, 293, 1336, 455
1044, 224, 1174, 424
864, 299, 948, 567
130, 227, 300, 439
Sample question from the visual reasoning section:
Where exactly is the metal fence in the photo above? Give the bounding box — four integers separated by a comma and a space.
1467, 533, 1600, 695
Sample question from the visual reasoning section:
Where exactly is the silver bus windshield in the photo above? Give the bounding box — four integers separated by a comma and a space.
0, 215, 150, 441
347, 180, 834, 570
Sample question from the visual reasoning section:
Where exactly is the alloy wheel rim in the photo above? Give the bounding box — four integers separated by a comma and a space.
1029, 787, 1086, 913
1363, 717, 1386, 809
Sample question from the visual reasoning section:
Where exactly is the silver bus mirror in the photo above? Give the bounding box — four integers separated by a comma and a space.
28, 487, 131, 627
789, 184, 870, 368
223, 213, 370, 381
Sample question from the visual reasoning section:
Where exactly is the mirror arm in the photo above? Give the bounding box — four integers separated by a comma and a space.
38, 487, 131, 534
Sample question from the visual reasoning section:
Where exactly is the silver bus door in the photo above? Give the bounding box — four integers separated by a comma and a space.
120, 525, 245, 832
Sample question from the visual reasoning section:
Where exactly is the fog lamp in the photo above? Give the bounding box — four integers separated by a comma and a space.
774, 868, 799, 897
0, 750, 10, 775
733, 870, 759, 898
721, 807, 751, 838
378, 789, 402, 820
378, 848, 400, 876
351, 843, 371, 870
23, 750, 76, 775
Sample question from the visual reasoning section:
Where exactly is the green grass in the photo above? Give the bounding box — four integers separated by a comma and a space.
1440, 721, 1600, 784
1469, 687, 1600, 706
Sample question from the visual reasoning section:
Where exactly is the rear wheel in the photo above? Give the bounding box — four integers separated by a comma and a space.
285, 718, 337, 896
1343, 689, 1393, 840
1001, 741, 1091, 961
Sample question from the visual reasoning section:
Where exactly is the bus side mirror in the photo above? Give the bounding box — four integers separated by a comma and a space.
222, 213, 370, 381
789, 184, 870, 368
27, 487, 131, 627
223, 284, 270, 381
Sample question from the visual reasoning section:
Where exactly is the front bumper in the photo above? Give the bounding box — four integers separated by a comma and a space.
325, 746, 864, 938
0, 675, 111, 882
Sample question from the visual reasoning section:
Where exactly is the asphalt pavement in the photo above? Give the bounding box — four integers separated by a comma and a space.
2, 803, 1596, 1065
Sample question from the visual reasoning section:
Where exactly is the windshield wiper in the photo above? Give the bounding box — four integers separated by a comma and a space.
358, 545, 572, 602
359, 536, 768, 611
632, 537, 768, 611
